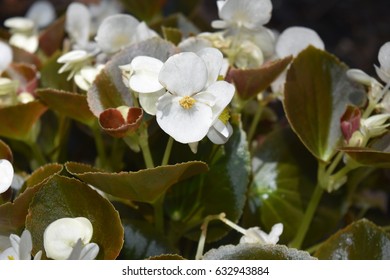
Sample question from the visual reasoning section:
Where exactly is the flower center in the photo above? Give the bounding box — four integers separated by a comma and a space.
219, 107, 231, 124
179, 96, 196, 109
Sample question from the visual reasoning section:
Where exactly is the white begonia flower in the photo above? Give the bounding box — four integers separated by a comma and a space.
233, 40, 264, 69
4, 17, 38, 53
178, 36, 213, 53
44, 217, 94, 260
375, 42, 390, 83
212, 0, 272, 31
0, 159, 13, 194
360, 113, 390, 139
271, 26, 324, 94
347, 69, 378, 86
74, 64, 104, 91
57, 50, 93, 80
26, 1, 56, 29
66, 3, 91, 48
95, 14, 158, 54
89, 0, 122, 35
120, 56, 165, 115
156, 48, 235, 144
239, 223, 283, 245
0, 41, 13, 73
0, 230, 42, 260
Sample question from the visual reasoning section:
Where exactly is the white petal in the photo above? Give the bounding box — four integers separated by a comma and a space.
57, 50, 89, 63
138, 89, 165, 115
18, 230, 33, 260
197, 48, 223, 88
267, 223, 283, 244
0, 159, 14, 194
276, 26, 324, 58
216, 0, 226, 12
207, 121, 233, 144
0, 41, 13, 72
129, 56, 163, 93
205, 81, 235, 122
66, 3, 91, 47
133, 21, 158, 43
0, 247, 18, 260
188, 142, 199, 154
79, 243, 99, 260
9, 34, 38, 53
178, 37, 212, 53
4, 17, 34, 32
156, 93, 212, 143
250, 27, 276, 58
219, 0, 272, 29
375, 65, 390, 83
347, 69, 375, 86
211, 20, 228, 30
378, 42, 390, 76
26, 1, 56, 28
95, 14, 139, 53
159, 52, 207, 96
43, 217, 93, 260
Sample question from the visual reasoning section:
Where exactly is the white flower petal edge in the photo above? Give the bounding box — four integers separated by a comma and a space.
375, 42, 390, 83
159, 52, 208, 96
0, 229, 40, 260
26, 1, 56, 28
239, 223, 283, 244
196, 48, 223, 88
156, 93, 213, 143
206, 81, 235, 122
0, 41, 13, 73
0, 159, 14, 194
207, 120, 233, 144
43, 217, 93, 260
127, 56, 164, 93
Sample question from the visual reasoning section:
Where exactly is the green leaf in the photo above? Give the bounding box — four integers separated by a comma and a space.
203, 243, 316, 260
226, 56, 293, 100
0, 163, 63, 236
162, 26, 182, 45
0, 101, 47, 141
0, 139, 13, 162
37, 89, 95, 126
65, 161, 209, 204
315, 219, 390, 259
119, 218, 178, 260
25, 175, 124, 260
284, 46, 366, 162
119, 0, 165, 22
40, 51, 73, 91
246, 128, 341, 245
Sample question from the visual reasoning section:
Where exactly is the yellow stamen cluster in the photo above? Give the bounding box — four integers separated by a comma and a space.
219, 107, 231, 124
179, 96, 196, 109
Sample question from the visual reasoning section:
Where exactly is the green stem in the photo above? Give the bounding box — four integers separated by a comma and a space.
247, 103, 264, 142
325, 152, 344, 176
161, 137, 174, 166
138, 126, 154, 169
92, 125, 107, 169
289, 163, 325, 249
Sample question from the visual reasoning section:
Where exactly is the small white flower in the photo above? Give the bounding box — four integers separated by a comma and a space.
65, 3, 91, 48
360, 113, 390, 139
0, 159, 13, 194
347, 69, 377, 86
95, 14, 157, 54
26, 1, 56, 29
239, 223, 283, 245
43, 217, 94, 260
67, 239, 99, 260
0, 230, 42, 260
375, 42, 390, 83
120, 56, 164, 115
74, 65, 104, 91
57, 50, 93, 80
212, 0, 272, 31
9, 33, 39, 53
4, 17, 34, 33
4, 17, 38, 53
0, 41, 13, 73
156, 48, 235, 144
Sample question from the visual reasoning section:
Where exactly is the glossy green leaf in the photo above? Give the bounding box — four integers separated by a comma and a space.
247, 128, 341, 245
0, 101, 47, 141
65, 161, 209, 203
226, 56, 293, 100
37, 89, 95, 126
315, 219, 390, 259
119, 218, 178, 260
284, 46, 366, 162
87, 38, 175, 117
203, 243, 316, 260
0, 164, 63, 236
0, 139, 13, 162
25, 175, 124, 259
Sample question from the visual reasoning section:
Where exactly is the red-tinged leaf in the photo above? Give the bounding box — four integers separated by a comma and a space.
25, 175, 124, 260
3, 63, 38, 94
226, 56, 293, 100
0, 101, 47, 141
284, 46, 366, 162
11, 46, 41, 69
99, 107, 143, 138
37, 89, 95, 126
341, 147, 390, 168
65, 161, 209, 204
39, 16, 65, 57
